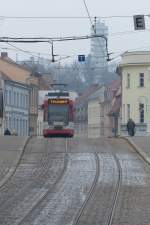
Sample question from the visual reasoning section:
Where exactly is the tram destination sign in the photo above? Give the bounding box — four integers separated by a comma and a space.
48, 98, 69, 104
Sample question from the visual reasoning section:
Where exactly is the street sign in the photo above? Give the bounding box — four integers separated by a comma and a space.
78, 55, 85, 62
133, 15, 145, 30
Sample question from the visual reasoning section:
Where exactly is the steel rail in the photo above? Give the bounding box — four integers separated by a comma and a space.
106, 153, 122, 225
73, 152, 100, 225
17, 138, 68, 225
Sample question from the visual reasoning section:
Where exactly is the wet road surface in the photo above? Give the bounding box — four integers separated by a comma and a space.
0, 137, 150, 225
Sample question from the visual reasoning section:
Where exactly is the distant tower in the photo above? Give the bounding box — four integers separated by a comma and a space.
90, 19, 108, 83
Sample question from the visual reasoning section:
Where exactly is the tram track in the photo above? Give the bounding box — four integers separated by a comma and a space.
1, 137, 146, 225
17, 138, 68, 225
107, 138, 150, 225
106, 153, 122, 225
73, 152, 100, 225
72, 152, 122, 225
0, 137, 50, 207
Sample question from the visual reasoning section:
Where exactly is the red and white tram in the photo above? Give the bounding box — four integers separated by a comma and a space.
43, 91, 74, 137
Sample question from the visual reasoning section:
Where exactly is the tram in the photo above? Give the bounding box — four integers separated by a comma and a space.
43, 91, 74, 137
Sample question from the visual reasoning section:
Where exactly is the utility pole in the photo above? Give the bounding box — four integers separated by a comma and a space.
94, 16, 97, 33
16, 53, 18, 63
51, 41, 55, 62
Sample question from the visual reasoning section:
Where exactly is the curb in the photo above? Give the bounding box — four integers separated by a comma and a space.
120, 136, 150, 165
0, 136, 32, 189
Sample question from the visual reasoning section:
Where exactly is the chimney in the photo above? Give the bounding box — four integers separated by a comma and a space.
1, 52, 8, 58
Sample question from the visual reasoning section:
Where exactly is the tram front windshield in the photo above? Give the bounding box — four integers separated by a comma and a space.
48, 104, 69, 125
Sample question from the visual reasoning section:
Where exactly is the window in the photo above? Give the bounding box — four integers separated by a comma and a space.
127, 104, 130, 120
20, 93, 23, 108
139, 103, 144, 123
127, 73, 130, 88
12, 118, 15, 129
17, 93, 19, 107
24, 95, 26, 109
5, 116, 8, 129
18, 119, 20, 135
26, 120, 28, 135
20, 118, 22, 136
139, 73, 144, 87
17, 118, 19, 132
48, 104, 69, 125
14, 92, 16, 106
22, 119, 24, 136
23, 95, 25, 108
26, 95, 29, 109
9, 90, 11, 105
5, 90, 8, 105
9, 117, 11, 130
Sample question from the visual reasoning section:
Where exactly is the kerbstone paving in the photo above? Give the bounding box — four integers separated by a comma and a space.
129, 137, 150, 157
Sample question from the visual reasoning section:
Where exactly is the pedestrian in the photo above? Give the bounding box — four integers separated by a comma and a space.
127, 119, 136, 136
4, 128, 11, 136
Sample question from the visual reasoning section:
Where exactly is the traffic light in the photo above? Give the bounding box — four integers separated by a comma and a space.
133, 15, 145, 30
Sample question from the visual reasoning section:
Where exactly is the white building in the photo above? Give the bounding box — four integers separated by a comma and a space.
0, 73, 30, 136
88, 86, 106, 138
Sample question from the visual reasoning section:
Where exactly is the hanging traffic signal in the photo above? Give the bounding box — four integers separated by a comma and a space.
133, 15, 145, 30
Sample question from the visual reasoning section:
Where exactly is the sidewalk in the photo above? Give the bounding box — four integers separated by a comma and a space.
123, 136, 150, 164
0, 136, 29, 188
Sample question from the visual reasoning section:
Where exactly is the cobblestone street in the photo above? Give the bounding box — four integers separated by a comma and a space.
0, 136, 150, 225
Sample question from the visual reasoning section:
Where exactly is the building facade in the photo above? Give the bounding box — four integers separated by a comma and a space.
0, 74, 30, 136
87, 80, 121, 138
119, 51, 150, 136
88, 86, 106, 138
0, 52, 39, 135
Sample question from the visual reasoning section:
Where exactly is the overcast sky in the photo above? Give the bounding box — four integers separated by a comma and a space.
0, 0, 150, 63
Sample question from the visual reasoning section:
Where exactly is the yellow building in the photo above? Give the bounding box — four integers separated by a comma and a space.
119, 51, 150, 136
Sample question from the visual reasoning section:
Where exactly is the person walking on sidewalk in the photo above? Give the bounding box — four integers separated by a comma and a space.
127, 119, 136, 136
4, 128, 11, 136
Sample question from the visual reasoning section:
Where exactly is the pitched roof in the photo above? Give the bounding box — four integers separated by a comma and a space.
39, 75, 55, 90
107, 79, 120, 91
75, 84, 101, 105
108, 81, 122, 116
0, 71, 12, 81
106, 79, 121, 98
108, 94, 121, 116
0, 55, 31, 73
